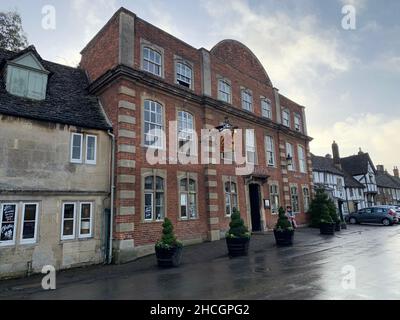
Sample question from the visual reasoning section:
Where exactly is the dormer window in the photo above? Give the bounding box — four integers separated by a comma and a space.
5, 52, 49, 100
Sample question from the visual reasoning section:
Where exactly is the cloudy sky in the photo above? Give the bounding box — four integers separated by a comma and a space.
2, 0, 399, 172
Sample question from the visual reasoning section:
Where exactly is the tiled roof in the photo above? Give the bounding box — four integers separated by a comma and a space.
340, 153, 375, 176
311, 154, 344, 176
376, 171, 400, 189
0, 46, 111, 130
311, 154, 365, 189
343, 171, 364, 188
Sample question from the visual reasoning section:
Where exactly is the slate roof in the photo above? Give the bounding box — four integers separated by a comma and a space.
311, 154, 344, 176
340, 153, 375, 176
0, 46, 111, 130
343, 171, 364, 188
376, 171, 400, 189
311, 153, 365, 189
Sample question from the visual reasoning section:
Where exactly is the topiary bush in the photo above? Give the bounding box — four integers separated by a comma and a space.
274, 206, 294, 231
319, 203, 334, 224
226, 208, 250, 239
308, 187, 338, 227
156, 218, 182, 249
327, 198, 340, 223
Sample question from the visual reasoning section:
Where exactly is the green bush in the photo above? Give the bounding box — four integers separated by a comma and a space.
155, 218, 182, 249
274, 207, 293, 231
308, 188, 338, 226
226, 208, 250, 238
319, 204, 334, 224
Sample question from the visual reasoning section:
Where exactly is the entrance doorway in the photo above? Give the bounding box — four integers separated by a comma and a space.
249, 184, 261, 232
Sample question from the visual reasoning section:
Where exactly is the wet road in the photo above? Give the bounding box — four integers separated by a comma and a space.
1, 224, 400, 300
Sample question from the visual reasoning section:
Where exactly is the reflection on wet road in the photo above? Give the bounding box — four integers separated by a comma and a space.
1, 224, 400, 300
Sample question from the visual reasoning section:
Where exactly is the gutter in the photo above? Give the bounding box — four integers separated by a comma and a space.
107, 130, 116, 264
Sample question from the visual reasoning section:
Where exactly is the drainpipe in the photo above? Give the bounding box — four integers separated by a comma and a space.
107, 130, 116, 264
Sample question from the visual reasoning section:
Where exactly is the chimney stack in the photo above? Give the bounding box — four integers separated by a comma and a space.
376, 165, 385, 172
332, 141, 342, 170
394, 166, 399, 178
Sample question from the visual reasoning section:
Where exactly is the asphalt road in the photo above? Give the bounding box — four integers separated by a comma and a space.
1, 224, 400, 300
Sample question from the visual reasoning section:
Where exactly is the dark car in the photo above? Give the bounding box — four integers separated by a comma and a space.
346, 206, 398, 226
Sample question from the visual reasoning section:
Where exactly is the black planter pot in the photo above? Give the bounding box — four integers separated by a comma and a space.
226, 237, 250, 257
341, 222, 347, 230
320, 222, 335, 235
155, 246, 183, 267
335, 221, 341, 232
274, 229, 294, 246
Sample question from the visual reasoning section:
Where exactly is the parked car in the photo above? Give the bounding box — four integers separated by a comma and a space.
346, 206, 398, 226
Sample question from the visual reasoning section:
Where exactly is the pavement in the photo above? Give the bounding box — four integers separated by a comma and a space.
1, 224, 400, 300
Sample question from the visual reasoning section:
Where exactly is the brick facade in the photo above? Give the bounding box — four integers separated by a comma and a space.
80, 7, 313, 262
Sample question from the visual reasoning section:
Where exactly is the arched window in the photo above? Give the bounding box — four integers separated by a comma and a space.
144, 175, 165, 221
225, 180, 238, 216
144, 100, 163, 148
179, 176, 197, 219
176, 62, 192, 88
177, 111, 195, 156
143, 47, 162, 76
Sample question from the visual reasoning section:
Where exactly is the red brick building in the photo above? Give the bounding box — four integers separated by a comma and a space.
80, 7, 314, 262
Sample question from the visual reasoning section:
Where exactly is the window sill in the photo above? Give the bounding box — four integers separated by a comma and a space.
142, 220, 164, 224
178, 217, 199, 222
0, 242, 16, 247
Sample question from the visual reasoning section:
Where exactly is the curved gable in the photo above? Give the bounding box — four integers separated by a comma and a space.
210, 39, 272, 86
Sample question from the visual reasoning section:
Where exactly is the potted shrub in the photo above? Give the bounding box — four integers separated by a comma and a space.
327, 198, 341, 232
226, 208, 251, 257
273, 207, 294, 246
341, 221, 347, 230
155, 218, 183, 267
319, 204, 335, 235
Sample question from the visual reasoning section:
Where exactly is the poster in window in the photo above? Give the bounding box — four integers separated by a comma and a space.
144, 206, 152, 220
1, 205, 16, 241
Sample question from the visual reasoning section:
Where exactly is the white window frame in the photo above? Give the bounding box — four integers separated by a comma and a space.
286, 142, 295, 171
0, 203, 18, 246
20, 202, 39, 244
142, 46, 162, 77
177, 111, 196, 156
179, 175, 198, 220
70, 133, 83, 164
144, 192, 154, 221
298, 145, 306, 173
224, 180, 238, 217
61, 202, 76, 241
303, 187, 310, 212
78, 202, 93, 239
261, 99, 272, 119
270, 184, 280, 215
241, 89, 253, 112
176, 62, 192, 88
245, 129, 256, 164
290, 185, 300, 213
143, 100, 164, 149
143, 174, 165, 222
85, 135, 97, 165
294, 114, 302, 132
282, 110, 290, 127
218, 79, 232, 103
265, 135, 275, 167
